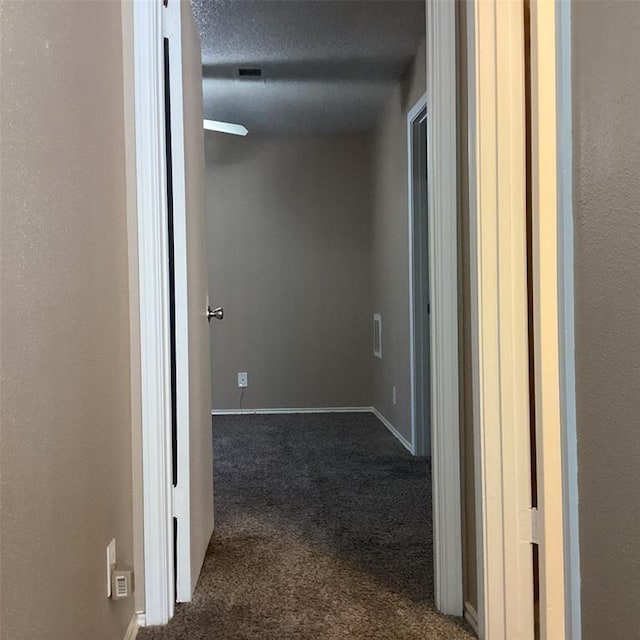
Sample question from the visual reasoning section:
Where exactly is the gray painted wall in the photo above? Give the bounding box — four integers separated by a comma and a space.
205, 134, 373, 410
572, 3, 640, 638
370, 39, 426, 443
205, 39, 427, 445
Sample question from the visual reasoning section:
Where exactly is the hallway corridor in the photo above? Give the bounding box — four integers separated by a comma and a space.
140, 413, 473, 639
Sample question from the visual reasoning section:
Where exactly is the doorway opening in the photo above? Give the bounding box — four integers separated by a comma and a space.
408, 96, 431, 458
198, 2, 447, 631
133, 0, 463, 633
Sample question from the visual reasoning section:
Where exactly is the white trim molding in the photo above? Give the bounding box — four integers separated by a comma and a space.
426, 0, 463, 617
212, 407, 415, 454
530, 1, 576, 637
133, 0, 174, 626
123, 614, 139, 640
407, 92, 430, 459
212, 406, 372, 416
370, 408, 415, 454
464, 602, 479, 636
468, 0, 538, 636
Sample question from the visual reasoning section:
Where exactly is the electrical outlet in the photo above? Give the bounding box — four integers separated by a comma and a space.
106, 538, 116, 598
392, 386, 397, 406
237, 372, 248, 388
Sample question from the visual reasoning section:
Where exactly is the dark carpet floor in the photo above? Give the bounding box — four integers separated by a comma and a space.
139, 412, 474, 640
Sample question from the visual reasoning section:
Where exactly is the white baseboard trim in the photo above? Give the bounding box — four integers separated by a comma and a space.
124, 614, 139, 640
211, 406, 372, 416
135, 612, 146, 628
464, 601, 479, 635
211, 406, 415, 455
370, 407, 415, 454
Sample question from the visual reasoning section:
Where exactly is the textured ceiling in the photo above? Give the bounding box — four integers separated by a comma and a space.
191, 0, 426, 134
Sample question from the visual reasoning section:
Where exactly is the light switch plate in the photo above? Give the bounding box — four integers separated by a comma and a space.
107, 538, 116, 598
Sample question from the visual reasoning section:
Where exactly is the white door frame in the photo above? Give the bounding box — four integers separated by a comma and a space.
131, 0, 463, 625
408, 92, 430, 459
468, 1, 535, 636
529, 1, 579, 637
425, 0, 464, 617
132, 0, 175, 626
467, 1, 575, 638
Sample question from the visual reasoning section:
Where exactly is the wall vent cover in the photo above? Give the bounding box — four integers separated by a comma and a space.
373, 314, 382, 359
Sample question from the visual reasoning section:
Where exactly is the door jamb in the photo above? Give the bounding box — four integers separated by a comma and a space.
467, 1, 573, 638
467, 0, 535, 637
132, 0, 175, 626
425, 0, 464, 616
530, 1, 578, 637
408, 92, 429, 459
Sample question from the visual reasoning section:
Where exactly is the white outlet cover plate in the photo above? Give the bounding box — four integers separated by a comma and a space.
238, 372, 248, 388
107, 538, 116, 597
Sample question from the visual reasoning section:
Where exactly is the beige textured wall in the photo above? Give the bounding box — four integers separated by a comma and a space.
0, 1, 135, 639
205, 134, 373, 410
572, 3, 640, 638
370, 39, 426, 442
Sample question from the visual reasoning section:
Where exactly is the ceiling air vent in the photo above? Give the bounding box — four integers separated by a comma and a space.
238, 67, 262, 79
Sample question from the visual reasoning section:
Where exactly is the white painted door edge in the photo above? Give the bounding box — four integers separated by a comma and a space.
163, 0, 195, 604
530, 1, 576, 637
132, 0, 174, 626
426, 0, 463, 617
407, 91, 429, 459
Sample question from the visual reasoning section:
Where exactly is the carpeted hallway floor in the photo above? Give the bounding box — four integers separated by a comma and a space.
139, 412, 474, 640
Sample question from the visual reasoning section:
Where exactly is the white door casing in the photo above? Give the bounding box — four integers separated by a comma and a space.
133, 0, 214, 624
132, 0, 174, 626
529, 1, 577, 637
426, 0, 464, 617
467, 1, 573, 638
133, 0, 464, 625
467, 0, 535, 637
